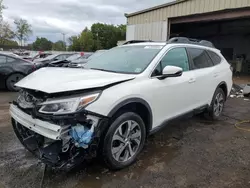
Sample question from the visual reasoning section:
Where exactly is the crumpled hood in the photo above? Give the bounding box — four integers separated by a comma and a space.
16, 67, 136, 93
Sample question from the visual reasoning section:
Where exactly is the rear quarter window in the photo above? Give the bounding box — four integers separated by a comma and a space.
187, 48, 213, 69
207, 51, 222, 65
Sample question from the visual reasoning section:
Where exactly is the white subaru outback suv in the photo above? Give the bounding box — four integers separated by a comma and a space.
10, 38, 232, 170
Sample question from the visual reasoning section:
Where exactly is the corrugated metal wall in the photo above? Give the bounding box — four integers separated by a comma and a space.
127, 21, 168, 41
127, 0, 250, 25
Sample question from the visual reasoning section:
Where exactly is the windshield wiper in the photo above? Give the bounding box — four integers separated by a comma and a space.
89, 68, 119, 73
90, 68, 106, 71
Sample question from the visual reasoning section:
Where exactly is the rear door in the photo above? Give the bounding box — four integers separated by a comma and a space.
187, 47, 216, 106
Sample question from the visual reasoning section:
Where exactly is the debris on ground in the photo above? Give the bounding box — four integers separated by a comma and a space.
243, 84, 250, 97
101, 169, 109, 174
230, 84, 248, 98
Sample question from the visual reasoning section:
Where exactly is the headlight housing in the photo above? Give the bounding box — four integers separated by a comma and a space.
39, 93, 100, 115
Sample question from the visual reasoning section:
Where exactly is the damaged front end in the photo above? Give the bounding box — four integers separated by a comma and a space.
10, 89, 109, 170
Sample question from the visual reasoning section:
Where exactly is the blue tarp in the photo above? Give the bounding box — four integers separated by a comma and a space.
70, 124, 94, 148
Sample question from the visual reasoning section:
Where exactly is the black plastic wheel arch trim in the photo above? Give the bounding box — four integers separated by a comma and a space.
107, 97, 153, 132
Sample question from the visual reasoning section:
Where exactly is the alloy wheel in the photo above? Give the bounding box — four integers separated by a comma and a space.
213, 92, 224, 117
111, 120, 142, 162
7, 74, 24, 91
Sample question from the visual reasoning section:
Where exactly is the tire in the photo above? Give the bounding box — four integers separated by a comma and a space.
103, 112, 146, 170
6, 73, 24, 91
208, 88, 226, 120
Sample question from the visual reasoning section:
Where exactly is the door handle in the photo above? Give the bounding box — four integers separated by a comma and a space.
189, 78, 196, 83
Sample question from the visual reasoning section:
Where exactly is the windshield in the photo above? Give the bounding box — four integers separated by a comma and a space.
66, 54, 81, 61
42, 54, 59, 61
88, 50, 106, 60
79, 53, 93, 59
84, 45, 163, 74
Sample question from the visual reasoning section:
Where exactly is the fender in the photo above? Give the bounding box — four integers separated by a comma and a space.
107, 97, 153, 131
217, 81, 228, 98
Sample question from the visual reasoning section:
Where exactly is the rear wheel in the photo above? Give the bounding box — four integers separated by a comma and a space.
208, 88, 225, 120
103, 112, 146, 170
6, 73, 24, 91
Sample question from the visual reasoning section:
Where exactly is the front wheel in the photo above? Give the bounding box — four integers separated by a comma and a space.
208, 88, 225, 120
103, 112, 146, 170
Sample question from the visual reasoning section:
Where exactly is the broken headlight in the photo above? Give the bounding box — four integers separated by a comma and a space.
39, 93, 100, 115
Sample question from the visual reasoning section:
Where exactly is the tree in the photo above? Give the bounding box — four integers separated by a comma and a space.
117, 24, 126, 41
0, 0, 6, 20
52, 40, 66, 51
68, 35, 81, 51
14, 18, 32, 46
68, 23, 127, 52
0, 21, 14, 45
32, 37, 53, 51
91, 23, 124, 49
78, 27, 94, 51
0, 0, 15, 46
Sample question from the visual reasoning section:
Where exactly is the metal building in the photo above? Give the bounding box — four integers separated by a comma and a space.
125, 0, 250, 74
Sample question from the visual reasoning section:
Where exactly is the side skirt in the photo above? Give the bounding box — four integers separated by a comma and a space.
149, 105, 209, 135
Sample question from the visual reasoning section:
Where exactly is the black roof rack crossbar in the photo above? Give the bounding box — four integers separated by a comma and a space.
123, 40, 153, 45
168, 37, 215, 48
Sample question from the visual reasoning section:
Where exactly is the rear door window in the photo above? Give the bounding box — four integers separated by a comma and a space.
187, 48, 214, 69
207, 51, 221, 65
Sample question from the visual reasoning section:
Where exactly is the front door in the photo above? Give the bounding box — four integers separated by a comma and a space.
146, 47, 198, 128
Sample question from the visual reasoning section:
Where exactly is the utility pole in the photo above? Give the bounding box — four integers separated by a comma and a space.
61, 33, 66, 51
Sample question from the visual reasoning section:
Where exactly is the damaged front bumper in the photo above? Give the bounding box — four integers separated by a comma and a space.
10, 104, 68, 140
10, 103, 109, 170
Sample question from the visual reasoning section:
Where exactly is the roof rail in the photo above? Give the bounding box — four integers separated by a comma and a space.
168, 37, 215, 48
123, 40, 153, 45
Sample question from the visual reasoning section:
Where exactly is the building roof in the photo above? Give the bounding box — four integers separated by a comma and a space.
125, 0, 189, 18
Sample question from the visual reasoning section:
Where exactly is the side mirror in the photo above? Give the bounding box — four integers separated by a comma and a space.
159, 66, 183, 79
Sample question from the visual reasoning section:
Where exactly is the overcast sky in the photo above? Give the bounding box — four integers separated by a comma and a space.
3, 0, 173, 43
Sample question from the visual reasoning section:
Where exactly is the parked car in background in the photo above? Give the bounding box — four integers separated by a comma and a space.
9, 37, 233, 170
34, 53, 74, 68
0, 53, 36, 91
48, 52, 93, 67
29, 52, 52, 61
13, 50, 30, 57
68, 50, 106, 68
1, 52, 21, 58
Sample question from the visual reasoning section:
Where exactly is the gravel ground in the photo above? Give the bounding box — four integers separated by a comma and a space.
0, 91, 250, 188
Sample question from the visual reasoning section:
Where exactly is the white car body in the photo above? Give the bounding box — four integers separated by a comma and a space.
16, 42, 232, 130
10, 41, 233, 169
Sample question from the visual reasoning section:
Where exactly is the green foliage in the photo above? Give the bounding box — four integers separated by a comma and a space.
68, 23, 126, 52
14, 18, 32, 46
32, 37, 53, 51
52, 40, 66, 51
68, 35, 81, 51
0, 21, 14, 45
2, 39, 18, 46
78, 27, 94, 51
